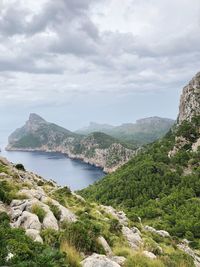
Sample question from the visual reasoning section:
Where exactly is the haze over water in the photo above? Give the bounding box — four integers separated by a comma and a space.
0, 131, 105, 191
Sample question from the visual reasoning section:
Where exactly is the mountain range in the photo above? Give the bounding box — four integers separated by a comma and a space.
6, 115, 173, 173
76, 117, 174, 146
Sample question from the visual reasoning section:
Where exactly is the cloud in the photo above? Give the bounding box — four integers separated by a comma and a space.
0, 0, 200, 113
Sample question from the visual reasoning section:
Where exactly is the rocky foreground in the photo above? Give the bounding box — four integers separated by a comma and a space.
0, 156, 199, 266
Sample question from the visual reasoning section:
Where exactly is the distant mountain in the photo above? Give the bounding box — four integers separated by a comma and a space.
7, 114, 135, 172
77, 117, 175, 146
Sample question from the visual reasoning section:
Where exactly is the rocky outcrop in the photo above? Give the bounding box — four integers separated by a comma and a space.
144, 226, 170, 238
178, 240, 200, 267
122, 226, 143, 251
178, 72, 200, 124
100, 205, 129, 226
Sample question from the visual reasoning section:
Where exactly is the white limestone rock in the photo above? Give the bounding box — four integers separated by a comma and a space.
81, 254, 121, 267
122, 226, 143, 251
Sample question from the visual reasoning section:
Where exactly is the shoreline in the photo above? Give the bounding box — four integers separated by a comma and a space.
5, 146, 108, 174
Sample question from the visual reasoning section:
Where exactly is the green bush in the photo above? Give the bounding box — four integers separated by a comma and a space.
48, 202, 61, 221
32, 205, 46, 223
0, 212, 68, 267
61, 220, 102, 254
15, 163, 26, 171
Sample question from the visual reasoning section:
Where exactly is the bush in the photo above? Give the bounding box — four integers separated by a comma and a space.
48, 202, 61, 221
32, 205, 46, 223
15, 163, 26, 171
61, 220, 102, 254
109, 219, 122, 234
41, 228, 60, 248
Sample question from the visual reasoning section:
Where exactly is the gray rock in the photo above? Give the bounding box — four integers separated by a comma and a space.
101, 205, 128, 226
97, 236, 113, 256
81, 254, 121, 267
12, 211, 41, 231
143, 251, 157, 259
26, 229, 43, 243
51, 199, 77, 223
144, 226, 170, 238
122, 226, 143, 251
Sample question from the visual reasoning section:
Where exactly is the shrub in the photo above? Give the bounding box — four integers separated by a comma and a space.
41, 228, 60, 248
61, 220, 102, 254
48, 202, 61, 221
32, 204, 46, 223
15, 163, 26, 171
109, 219, 122, 234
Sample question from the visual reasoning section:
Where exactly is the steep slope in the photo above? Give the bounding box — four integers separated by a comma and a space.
0, 156, 196, 266
80, 72, 200, 261
6, 114, 135, 173
77, 117, 175, 146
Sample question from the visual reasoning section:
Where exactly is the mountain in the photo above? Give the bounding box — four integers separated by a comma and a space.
0, 156, 197, 266
6, 114, 135, 173
77, 117, 175, 146
80, 72, 200, 264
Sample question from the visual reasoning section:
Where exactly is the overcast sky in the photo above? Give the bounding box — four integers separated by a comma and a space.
0, 0, 200, 136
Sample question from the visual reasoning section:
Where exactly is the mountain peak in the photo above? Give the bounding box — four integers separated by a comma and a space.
178, 72, 200, 124
28, 113, 46, 124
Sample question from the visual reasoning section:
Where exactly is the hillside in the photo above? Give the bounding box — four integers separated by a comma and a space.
77, 117, 174, 146
0, 156, 197, 267
6, 114, 135, 173
79, 72, 200, 265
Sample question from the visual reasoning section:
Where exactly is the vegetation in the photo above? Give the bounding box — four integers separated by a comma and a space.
80, 116, 200, 245
0, 212, 68, 267
32, 204, 46, 223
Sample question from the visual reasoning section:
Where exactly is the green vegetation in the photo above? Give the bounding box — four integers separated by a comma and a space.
32, 204, 46, 223
80, 116, 200, 245
0, 212, 68, 267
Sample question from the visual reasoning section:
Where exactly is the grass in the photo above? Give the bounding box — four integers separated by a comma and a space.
60, 241, 82, 267
31, 204, 46, 223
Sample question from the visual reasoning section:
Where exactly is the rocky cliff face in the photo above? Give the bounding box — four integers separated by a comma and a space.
7, 114, 135, 173
178, 72, 200, 124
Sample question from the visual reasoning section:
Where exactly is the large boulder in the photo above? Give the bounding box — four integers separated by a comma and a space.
122, 226, 143, 251
81, 254, 121, 267
12, 211, 41, 231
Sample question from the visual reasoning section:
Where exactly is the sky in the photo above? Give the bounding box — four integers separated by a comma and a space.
0, 0, 200, 136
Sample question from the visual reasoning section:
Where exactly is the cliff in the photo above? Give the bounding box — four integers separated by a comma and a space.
6, 114, 135, 173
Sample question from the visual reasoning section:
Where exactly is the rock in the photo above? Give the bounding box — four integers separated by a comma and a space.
178, 72, 200, 124
26, 229, 43, 243
144, 226, 170, 238
101, 205, 128, 226
19, 188, 46, 201
81, 254, 121, 267
110, 256, 126, 265
0, 156, 10, 166
97, 236, 113, 256
192, 138, 200, 152
143, 251, 157, 260
42, 210, 59, 231
12, 211, 41, 231
51, 199, 77, 223
122, 226, 143, 251
178, 242, 200, 267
